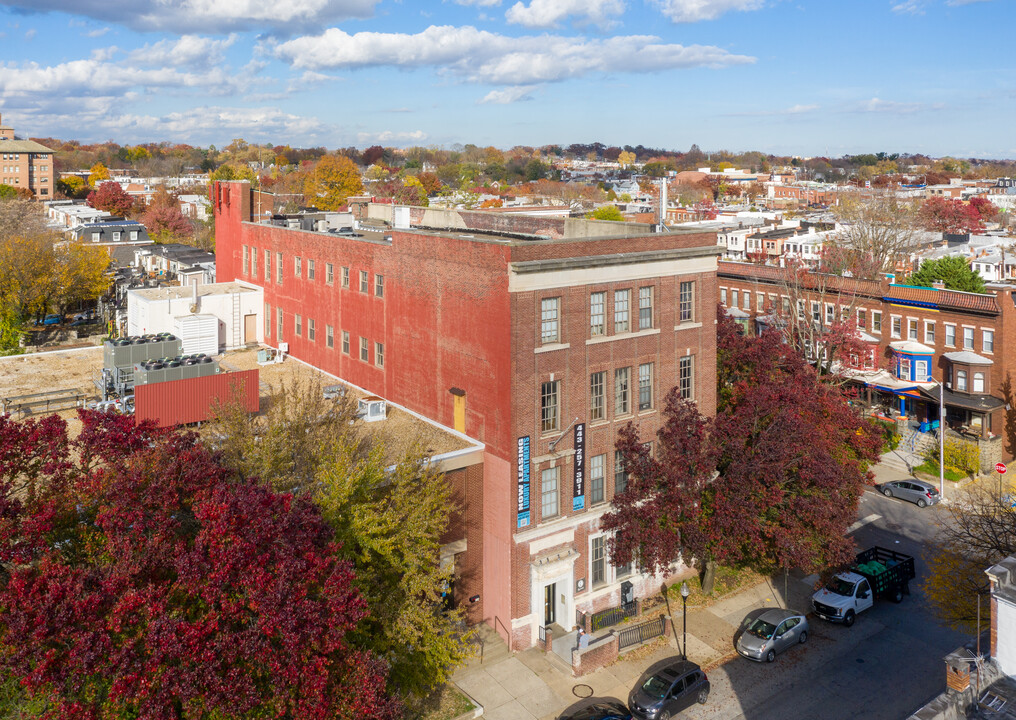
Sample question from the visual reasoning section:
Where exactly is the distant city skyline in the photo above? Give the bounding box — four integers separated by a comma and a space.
0, 0, 1012, 158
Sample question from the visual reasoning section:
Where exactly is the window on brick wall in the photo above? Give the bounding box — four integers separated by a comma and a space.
264, 303, 270, 337
264, 250, 271, 282
242, 245, 248, 275
541, 380, 560, 433
680, 281, 694, 323
541, 297, 560, 344
308, 318, 315, 341
719, 287, 727, 306
614, 367, 630, 416
945, 324, 956, 346
326, 263, 334, 285
639, 286, 654, 330
908, 319, 919, 341
277, 252, 283, 284
541, 466, 559, 520
679, 356, 694, 400
742, 291, 750, 311
359, 337, 368, 362
277, 307, 283, 341
341, 266, 350, 288
375, 274, 384, 298
342, 331, 350, 354
891, 316, 902, 339
295, 256, 302, 277
614, 450, 628, 494
375, 342, 384, 368
963, 327, 974, 350
326, 324, 334, 348
984, 330, 995, 353
590, 454, 605, 505
872, 311, 882, 334
638, 363, 653, 411
974, 372, 985, 393
360, 271, 369, 293
589, 536, 601, 588
590, 292, 605, 336
294, 314, 302, 336
308, 259, 315, 281
925, 322, 936, 344
591, 535, 605, 587
732, 289, 740, 309
614, 289, 630, 333
590, 371, 605, 422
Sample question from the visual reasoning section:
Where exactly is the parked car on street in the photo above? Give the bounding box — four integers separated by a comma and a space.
877, 478, 940, 508
34, 314, 62, 326
735, 608, 809, 663
628, 658, 709, 720
559, 700, 632, 720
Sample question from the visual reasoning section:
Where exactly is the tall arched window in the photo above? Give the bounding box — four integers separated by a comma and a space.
957, 370, 968, 392
973, 372, 985, 393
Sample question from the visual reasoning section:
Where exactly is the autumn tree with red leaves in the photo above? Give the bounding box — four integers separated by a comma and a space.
86, 181, 136, 217
0, 410, 399, 720
139, 187, 193, 242
918, 196, 987, 234
603, 309, 882, 593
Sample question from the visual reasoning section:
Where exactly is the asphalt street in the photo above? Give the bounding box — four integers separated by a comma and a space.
676, 483, 971, 720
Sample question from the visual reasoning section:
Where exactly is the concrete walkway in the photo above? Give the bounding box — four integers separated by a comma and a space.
452, 573, 818, 720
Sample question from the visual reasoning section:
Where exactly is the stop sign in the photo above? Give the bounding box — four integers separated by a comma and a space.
998, 462, 1008, 475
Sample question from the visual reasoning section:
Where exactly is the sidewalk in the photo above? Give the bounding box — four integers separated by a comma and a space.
452, 572, 818, 720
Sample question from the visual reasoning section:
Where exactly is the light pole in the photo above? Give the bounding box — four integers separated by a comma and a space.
681, 581, 690, 660
940, 380, 945, 502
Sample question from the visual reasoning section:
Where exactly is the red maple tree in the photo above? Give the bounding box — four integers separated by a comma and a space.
86, 182, 137, 217
918, 196, 986, 234
0, 410, 398, 720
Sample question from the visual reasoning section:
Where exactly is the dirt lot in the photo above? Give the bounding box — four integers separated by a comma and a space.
0, 345, 474, 461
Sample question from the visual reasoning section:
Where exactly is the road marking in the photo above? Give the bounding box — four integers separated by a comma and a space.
849, 514, 882, 532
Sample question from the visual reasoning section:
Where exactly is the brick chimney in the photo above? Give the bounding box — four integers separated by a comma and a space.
945, 652, 972, 693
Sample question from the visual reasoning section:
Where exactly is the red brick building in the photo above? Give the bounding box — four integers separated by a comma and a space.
214, 181, 720, 648
718, 260, 1016, 470
0, 114, 55, 198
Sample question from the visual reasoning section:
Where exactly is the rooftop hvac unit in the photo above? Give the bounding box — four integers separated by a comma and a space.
174, 314, 218, 356
357, 396, 387, 423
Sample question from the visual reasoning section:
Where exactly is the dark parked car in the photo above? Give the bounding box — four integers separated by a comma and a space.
878, 478, 940, 508
735, 608, 809, 662
559, 700, 632, 720
628, 659, 709, 720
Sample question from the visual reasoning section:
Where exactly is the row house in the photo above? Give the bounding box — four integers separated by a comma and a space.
717, 260, 1016, 469
213, 181, 720, 650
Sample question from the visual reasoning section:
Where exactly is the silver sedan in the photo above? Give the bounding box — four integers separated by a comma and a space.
735, 608, 810, 663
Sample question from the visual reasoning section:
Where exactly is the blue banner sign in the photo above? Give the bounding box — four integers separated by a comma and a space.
517, 435, 531, 528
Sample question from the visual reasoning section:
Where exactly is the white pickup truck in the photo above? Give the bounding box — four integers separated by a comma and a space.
811, 547, 915, 627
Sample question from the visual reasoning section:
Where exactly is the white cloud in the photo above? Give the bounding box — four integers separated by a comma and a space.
505, 0, 624, 28
651, 0, 763, 22
85, 26, 111, 37
24, 28, 36, 39
273, 25, 755, 85
0, 0, 379, 33
892, 0, 924, 15
850, 97, 940, 114
356, 129, 428, 143
128, 35, 237, 68
479, 84, 536, 103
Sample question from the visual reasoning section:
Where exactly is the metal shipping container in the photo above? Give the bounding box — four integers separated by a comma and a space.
134, 369, 259, 428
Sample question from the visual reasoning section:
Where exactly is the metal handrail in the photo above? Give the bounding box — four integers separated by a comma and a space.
494, 615, 510, 646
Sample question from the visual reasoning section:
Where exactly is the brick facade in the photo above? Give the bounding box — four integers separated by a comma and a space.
214, 183, 720, 649
718, 260, 1016, 460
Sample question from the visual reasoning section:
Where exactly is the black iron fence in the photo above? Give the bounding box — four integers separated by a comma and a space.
616, 615, 665, 651
590, 601, 637, 631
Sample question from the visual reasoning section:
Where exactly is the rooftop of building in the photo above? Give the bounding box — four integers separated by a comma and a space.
129, 281, 254, 301
0, 137, 54, 153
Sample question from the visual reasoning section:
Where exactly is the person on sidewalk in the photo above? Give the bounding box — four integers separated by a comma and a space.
576, 627, 589, 651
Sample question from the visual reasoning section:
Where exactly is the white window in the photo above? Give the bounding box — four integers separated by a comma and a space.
925, 321, 936, 345
590, 292, 605, 336
360, 336, 368, 361
130, 230, 138, 241
541, 297, 560, 344
984, 330, 995, 353
891, 316, 901, 339
614, 289, 630, 333
732, 289, 740, 309
899, 357, 911, 380
308, 259, 315, 280
294, 256, 302, 277
908, 319, 918, 341
945, 324, 956, 346
963, 327, 974, 350
541, 380, 560, 432
825, 303, 834, 325
638, 363, 653, 411
639, 286, 654, 329
541, 466, 559, 520
112, 231, 121, 242
720, 287, 727, 306
91, 232, 100, 242
742, 290, 750, 311
915, 360, 928, 382
615, 367, 630, 416
957, 370, 968, 391
375, 342, 384, 368
871, 311, 882, 334
974, 372, 985, 393
811, 302, 820, 323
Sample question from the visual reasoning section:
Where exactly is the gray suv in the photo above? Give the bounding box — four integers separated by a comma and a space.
878, 478, 940, 507
628, 659, 709, 720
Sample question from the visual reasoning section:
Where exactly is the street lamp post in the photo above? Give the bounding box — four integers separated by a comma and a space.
940, 380, 945, 502
681, 581, 690, 660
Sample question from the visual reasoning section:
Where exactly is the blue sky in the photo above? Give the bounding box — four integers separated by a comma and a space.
0, 0, 1012, 157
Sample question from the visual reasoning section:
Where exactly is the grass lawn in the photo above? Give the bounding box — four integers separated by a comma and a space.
409, 684, 476, 720
913, 460, 967, 482
666, 565, 766, 609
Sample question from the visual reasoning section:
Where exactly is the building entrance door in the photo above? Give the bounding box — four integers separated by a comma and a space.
544, 582, 556, 626
244, 314, 256, 343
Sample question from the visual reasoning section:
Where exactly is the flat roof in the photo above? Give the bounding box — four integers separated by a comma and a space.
129, 282, 257, 301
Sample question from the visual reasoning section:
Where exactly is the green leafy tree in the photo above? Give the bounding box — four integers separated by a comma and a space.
904, 255, 986, 293
209, 161, 257, 183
